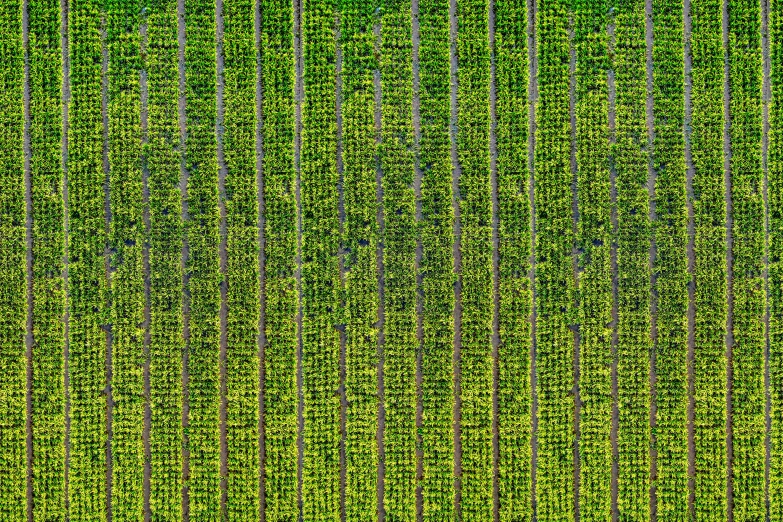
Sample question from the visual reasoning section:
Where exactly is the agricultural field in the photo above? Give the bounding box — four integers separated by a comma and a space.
0, 0, 781, 519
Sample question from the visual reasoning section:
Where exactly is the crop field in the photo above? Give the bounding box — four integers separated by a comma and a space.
0, 0, 781, 520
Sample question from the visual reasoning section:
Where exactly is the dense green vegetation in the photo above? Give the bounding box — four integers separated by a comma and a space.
1, 0, 777, 520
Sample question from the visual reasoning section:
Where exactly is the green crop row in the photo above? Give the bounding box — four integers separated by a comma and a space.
0, 0, 25, 518
146, 0, 184, 516
495, 0, 532, 519
727, 0, 765, 518
690, 0, 727, 516
340, 0, 379, 519
651, 0, 689, 516
28, 0, 67, 517
455, 0, 493, 518
417, 0, 455, 518
106, 0, 145, 518
67, 0, 109, 514
259, 0, 298, 517
222, 0, 261, 516
770, 0, 783, 517
534, 0, 575, 517
613, 0, 652, 518
573, 0, 612, 518
183, 0, 222, 513
300, 0, 341, 519
380, 0, 418, 518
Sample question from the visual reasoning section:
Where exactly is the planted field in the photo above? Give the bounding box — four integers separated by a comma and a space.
1, 0, 779, 520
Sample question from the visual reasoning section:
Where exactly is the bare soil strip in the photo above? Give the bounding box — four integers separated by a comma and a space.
488, 0, 501, 518
23, 0, 33, 516
762, 0, 772, 517
527, 0, 538, 514
373, 27, 387, 517
448, 0, 463, 515
722, 0, 734, 517
101, 19, 115, 520
411, 0, 424, 518
177, 0, 190, 515
140, 18, 152, 521
608, 17, 619, 522
216, 0, 229, 514
683, 0, 696, 514
568, 19, 581, 522
335, 17, 347, 522
294, 0, 304, 517
61, 0, 72, 511
645, 0, 658, 518
254, 0, 266, 515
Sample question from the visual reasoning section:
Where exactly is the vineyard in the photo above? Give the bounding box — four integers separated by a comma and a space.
0, 0, 781, 520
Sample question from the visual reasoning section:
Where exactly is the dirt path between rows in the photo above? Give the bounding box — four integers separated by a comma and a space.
140, 17, 152, 521
607, 16, 619, 522
762, 0, 772, 517
177, 0, 190, 515
683, 0, 696, 515
645, 0, 658, 518
60, 0, 72, 512
293, 0, 304, 518
411, 0, 424, 518
23, 0, 33, 516
526, 0, 538, 515
568, 18, 581, 522
721, 0, 734, 517
101, 18, 114, 521
488, 0, 501, 519
216, 0, 229, 514
448, 0, 462, 515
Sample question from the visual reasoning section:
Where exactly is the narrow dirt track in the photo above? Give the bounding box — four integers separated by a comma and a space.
607, 16, 619, 522
526, 0, 538, 515
488, 0, 501, 516
216, 0, 229, 513
101, 18, 114, 521
140, 18, 152, 521
568, 18, 581, 522
448, 0, 462, 515
23, 0, 33, 516
60, 0, 72, 512
411, 0, 424, 518
645, 0, 658, 518
683, 0, 696, 514
721, 0, 734, 517
177, 0, 190, 515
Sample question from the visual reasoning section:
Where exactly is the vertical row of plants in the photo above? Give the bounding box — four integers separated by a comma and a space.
146, 0, 184, 516
417, 0, 455, 516
573, 0, 612, 517
534, 0, 575, 517
769, 0, 783, 516
614, 0, 652, 517
380, 0, 417, 518
259, 0, 298, 517
28, 0, 67, 517
455, 0, 493, 517
651, 0, 689, 515
300, 0, 341, 519
106, 0, 145, 517
690, 0, 727, 516
727, 0, 765, 517
67, 0, 108, 514
183, 0, 221, 513
340, 0, 379, 518
0, 0, 25, 517
495, 0, 532, 518
222, 0, 260, 515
